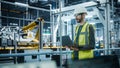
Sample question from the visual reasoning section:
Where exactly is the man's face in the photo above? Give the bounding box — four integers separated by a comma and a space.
75, 14, 82, 23
75, 13, 85, 23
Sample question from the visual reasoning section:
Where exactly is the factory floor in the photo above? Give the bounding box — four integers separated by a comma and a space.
0, 55, 120, 68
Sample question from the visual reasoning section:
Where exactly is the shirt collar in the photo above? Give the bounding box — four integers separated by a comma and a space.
77, 22, 86, 26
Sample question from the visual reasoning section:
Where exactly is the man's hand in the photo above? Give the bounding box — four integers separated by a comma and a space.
65, 46, 79, 51
70, 47, 79, 51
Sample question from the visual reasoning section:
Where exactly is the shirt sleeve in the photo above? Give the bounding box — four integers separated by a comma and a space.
89, 24, 95, 49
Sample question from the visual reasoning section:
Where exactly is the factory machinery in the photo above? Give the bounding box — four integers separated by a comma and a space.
0, 18, 71, 66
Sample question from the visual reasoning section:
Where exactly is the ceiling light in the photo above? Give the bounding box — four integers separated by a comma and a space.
86, 15, 93, 18
15, 2, 29, 7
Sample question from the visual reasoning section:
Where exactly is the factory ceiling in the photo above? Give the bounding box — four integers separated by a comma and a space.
1, 0, 120, 26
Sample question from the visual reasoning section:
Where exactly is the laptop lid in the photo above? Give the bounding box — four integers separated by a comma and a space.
57, 35, 73, 46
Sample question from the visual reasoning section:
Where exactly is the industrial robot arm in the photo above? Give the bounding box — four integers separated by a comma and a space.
22, 18, 44, 31
22, 18, 44, 42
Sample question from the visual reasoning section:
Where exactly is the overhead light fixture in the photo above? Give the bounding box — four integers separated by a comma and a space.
41, 0, 48, 1
15, 2, 29, 7
62, 15, 74, 22
110, 20, 113, 23
86, 15, 93, 18
89, 22, 95, 25
118, 0, 120, 2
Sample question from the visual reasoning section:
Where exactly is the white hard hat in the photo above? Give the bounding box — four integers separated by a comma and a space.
74, 6, 87, 16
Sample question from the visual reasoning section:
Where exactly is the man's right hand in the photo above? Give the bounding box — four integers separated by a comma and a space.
70, 47, 79, 51
65, 46, 79, 51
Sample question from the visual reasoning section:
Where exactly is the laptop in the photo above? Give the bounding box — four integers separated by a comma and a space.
61, 35, 73, 46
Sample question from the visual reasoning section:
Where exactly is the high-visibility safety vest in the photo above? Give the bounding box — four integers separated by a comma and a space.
73, 23, 94, 60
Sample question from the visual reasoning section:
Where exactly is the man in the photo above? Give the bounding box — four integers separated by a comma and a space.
72, 7, 95, 60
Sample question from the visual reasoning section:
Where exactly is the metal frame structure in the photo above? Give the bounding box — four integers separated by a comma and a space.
104, 0, 111, 55
0, 0, 53, 49
0, 0, 46, 63
0, 2, 1, 27
0, 1, 50, 12
59, 0, 64, 68
0, 51, 72, 57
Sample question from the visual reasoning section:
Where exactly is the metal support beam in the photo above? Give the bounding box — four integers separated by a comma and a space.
59, 0, 62, 68
104, 0, 111, 55
0, 51, 73, 57
49, 4, 54, 46
54, 1, 97, 13
52, 11, 55, 46
0, 2, 1, 27
13, 33, 18, 64
25, 0, 29, 26
0, 16, 51, 23
53, 20, 59, 46
0, 1, 50, 12
39, 21, 43, 49
0, 16, 35, 21
94, 7, 105, 26
118, 21, 120, 40
94, 48, 120, 51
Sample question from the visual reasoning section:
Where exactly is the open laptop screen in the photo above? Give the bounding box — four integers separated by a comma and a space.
57, 35, 73, 46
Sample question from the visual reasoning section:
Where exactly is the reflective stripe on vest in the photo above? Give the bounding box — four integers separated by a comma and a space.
74, 23, 89, 46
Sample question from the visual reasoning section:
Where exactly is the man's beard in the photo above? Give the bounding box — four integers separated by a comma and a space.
77, 19, 82, 23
